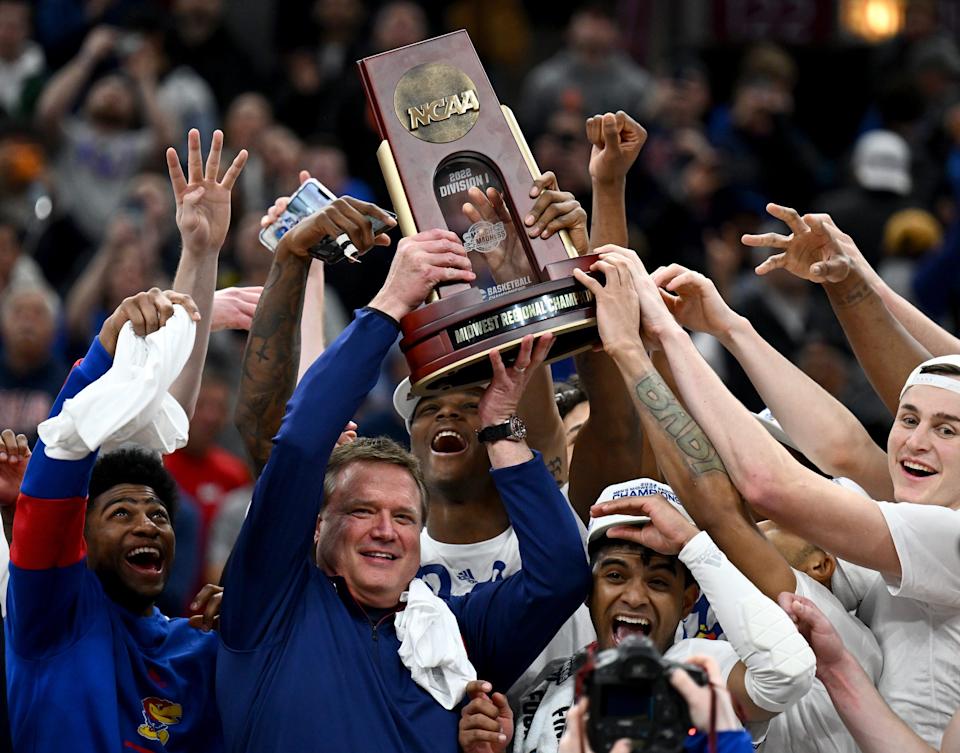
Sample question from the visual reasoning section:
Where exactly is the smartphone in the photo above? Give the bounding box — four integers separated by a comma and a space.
259, 178, 396, 264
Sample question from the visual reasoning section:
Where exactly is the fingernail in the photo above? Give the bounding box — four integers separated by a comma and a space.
530, 187, 539, 197
499, 734, 507, 742
483, 682, 492, 692
190, 601, 198, 610
0, 453, 6, 461
525, 214, 535, 225
812, 264, 823, 274
541, 230, 549, 238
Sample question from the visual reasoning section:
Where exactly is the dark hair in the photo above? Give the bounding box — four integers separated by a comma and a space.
589, 537, 695, 587
555, 374, 587, 418
920, 363, 960, 377
88, 448, 178, 523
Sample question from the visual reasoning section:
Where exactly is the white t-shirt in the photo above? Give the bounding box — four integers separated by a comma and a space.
418, 500, 596, 699
831, 501, 960, 748
511, 639, 758, 753
760, 570, 883, 753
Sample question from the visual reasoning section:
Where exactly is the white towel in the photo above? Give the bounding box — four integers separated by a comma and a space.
39, 306, 196, 459
395, 578, 477, 709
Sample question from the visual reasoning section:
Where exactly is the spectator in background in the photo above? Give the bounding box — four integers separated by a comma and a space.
163, 365, 251, 553
0, 0, 44, 120
532, 109, 592, 204
34, 24, 176, 246
519, 6, 652, 136
0, 283, 65, 443
274, 0, 368, 137
167, 0, 262, 111
64, 209, 167, 352
708, 43, 829, 210
817, 130, 917, 268
0, 217, 42, 297
879, 207, 942, 302
222, 92, 273, 217
259, 124, 303, 202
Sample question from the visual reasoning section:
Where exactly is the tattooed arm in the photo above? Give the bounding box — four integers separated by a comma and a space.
235, 195, 395, 474
574, 247, 902, 580
743, 205, 930, 415
235, 246, 309, 475
581, 255, 797, 599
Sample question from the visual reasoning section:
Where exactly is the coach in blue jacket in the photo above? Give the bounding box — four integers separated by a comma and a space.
217, 226, 592, 752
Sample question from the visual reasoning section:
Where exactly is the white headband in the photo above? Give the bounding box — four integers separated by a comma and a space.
900, 355, 960, 400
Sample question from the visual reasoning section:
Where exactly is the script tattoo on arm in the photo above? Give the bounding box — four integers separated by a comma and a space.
830, 278, 875, 309
634, 372, 726, 476
235, 251, 310, 475
545, 455, 563, 486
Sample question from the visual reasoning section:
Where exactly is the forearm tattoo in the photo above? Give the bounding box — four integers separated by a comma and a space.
830, 278, 874, 309
235, 252, 309, 474
546, 455, 564, 486
634, 372, 726, 476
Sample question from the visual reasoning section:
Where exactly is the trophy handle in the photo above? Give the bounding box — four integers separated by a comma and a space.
501, 105, 579, 260
377, 140, 419, 237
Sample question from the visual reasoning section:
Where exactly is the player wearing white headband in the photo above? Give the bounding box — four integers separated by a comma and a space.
573, 242, 960, 747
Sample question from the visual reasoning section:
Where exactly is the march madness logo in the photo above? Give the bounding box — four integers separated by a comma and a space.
137, 696, 183, 746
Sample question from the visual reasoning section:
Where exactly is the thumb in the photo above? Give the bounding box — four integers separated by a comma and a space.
601, 113, 620, 149
810, 258, 850, 283
183, 186, 206, 205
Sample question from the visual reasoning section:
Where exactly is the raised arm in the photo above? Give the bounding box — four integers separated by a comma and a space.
650, 262, 892, 500
569, 112, 652, 518
453, 335, 592, 691
575, 248, 903, 580
579, 250, 796, 601
220, 229, 473, 648
35, 26, 114, 140
7, 291, 197, 657
234, 187, 395, 474
744, 204, 931, 414
165, 129, 248, 417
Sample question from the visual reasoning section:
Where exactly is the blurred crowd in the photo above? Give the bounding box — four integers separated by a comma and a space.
3, 0, 960, 617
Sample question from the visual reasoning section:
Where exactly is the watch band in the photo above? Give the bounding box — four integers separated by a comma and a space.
477, 415, 527, 443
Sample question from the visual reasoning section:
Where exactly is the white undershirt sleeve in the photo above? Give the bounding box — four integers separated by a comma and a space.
679, 532, 816, 713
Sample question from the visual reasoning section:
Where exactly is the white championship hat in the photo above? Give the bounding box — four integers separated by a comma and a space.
899, 354, 960, 401
853, 130, 912, 196
587, 478, 694, 549
393, 377, 419, 434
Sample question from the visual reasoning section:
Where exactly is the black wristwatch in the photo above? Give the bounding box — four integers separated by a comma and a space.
477, 415, 527, 443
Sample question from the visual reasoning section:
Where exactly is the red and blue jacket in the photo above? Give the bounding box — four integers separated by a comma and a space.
217, 307, 593, 753
5, 337, 223, 753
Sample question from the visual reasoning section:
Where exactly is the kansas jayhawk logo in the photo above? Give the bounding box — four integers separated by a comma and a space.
137, 697, 183, 746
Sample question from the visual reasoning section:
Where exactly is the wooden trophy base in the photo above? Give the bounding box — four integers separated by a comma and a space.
401, 255, 601, 395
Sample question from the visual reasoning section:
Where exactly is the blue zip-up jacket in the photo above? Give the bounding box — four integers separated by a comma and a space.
217, 307, 592, 753
5, 337, 223, 753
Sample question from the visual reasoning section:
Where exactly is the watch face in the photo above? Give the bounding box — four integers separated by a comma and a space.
510, 415, 527, 440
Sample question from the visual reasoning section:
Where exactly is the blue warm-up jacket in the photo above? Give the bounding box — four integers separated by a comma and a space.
217, 307, 592, 752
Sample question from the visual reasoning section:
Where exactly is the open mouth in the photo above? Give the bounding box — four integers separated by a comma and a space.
611, 615, 652, 645
902, 460, 937, 478
431, 429, 468, 454
125, 546, 164, 574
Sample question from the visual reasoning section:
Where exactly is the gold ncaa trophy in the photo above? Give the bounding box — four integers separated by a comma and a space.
358, 31, 600, 394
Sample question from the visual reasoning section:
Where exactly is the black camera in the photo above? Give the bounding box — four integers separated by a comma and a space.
581, 636, 709, 753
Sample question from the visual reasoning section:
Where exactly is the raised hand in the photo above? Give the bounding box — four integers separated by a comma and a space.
478, 333, 554, 426
524, 170, 589, 254
98, 288, 201, 357
651, 263, 740, 338
743, 204, 858, 284
263, 169, 395, 260
368, 229, 475, 321
670, 654, 743, 733
166, 129, 248, 256
211, 286, 262, 332
0, 429, 30, 506
591, 493, 699, 555
586, 110, 647, 184
778, 592, 846, 678
458, 680, 513, 753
